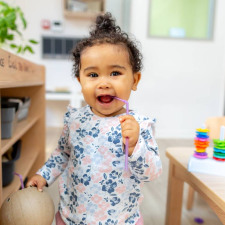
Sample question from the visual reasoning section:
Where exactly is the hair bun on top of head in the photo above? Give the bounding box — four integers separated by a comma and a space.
90, 12, 121, 36
72, 12, 143, 77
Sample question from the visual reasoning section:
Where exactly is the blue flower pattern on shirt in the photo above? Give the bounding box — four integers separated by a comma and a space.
37, 105, 162, 224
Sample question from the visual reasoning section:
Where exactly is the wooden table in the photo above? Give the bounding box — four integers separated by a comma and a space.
165, 147, 225, 225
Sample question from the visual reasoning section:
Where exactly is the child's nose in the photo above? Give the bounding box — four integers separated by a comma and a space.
97, 78, 111, 89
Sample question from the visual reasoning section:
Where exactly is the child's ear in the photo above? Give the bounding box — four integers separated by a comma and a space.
77, 76, 80, 83
132, 72, 141, 91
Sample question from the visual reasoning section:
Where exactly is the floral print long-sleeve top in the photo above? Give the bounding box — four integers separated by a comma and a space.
37, 105, 162, 225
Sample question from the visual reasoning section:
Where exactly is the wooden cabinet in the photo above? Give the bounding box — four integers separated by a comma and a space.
63, 0, 105, 19
0, 49, 45, 205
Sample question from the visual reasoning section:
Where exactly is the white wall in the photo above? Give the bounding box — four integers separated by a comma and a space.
6, 0, 225, 137
129, 0, 225, 138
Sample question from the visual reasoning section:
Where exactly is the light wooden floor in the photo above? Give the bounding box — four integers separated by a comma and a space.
45, 127, 222, 225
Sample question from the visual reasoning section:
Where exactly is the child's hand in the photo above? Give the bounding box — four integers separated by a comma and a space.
119, 115, 140, 156
26, 174, 47, 192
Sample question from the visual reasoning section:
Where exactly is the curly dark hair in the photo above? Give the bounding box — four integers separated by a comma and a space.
72, 12, 143, 78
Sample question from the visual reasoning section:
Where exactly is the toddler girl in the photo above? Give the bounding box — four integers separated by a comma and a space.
27, 12, 162, 225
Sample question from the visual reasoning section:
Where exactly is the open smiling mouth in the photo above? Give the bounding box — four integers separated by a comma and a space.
97, 95, 114, 104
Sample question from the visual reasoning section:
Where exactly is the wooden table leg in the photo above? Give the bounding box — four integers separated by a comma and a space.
165, 162, 184, 225
187, 185, 195, 210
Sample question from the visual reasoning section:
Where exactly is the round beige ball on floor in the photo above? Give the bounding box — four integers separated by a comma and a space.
0, 187, 55, 225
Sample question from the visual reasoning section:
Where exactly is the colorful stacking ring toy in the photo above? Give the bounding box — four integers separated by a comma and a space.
194, 128, 210, 159
213, 139, 225, 161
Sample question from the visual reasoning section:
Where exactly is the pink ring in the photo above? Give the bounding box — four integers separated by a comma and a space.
195, 137, 209, 142
193, 153, 208, 159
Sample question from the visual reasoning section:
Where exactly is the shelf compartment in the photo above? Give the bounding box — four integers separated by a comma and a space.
63, 0, 105, 19
0, 48, 45, 206
1, 116, 39, 155
2, 146, 39, 203
64, 10, 103, 19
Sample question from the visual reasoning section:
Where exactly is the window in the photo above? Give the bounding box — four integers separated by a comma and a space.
42, 36, 83, 59
148, 0, 215, 40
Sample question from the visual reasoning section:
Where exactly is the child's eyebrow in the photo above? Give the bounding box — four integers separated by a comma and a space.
109, 65, 126, 70
83, 66, 98, 72
83, 65, 126, 72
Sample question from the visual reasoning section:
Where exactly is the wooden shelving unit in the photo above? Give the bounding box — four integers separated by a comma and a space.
63, 0, 105, 19
0, 48, 46, 205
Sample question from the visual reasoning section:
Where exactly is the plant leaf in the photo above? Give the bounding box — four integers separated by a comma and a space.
5, 12, 17, 29
24, 45, 34, 54
29, 39, 38, 44
10, 43, 17, 48
18, 10, 27, 29
0, 2, 9, 8
0, 17, 5, 25
17, 45, 22, 53
0, 1, 37, 54
0, 27, 8, 39
6, 34, 14, 40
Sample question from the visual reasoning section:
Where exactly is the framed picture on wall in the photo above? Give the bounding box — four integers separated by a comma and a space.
148, 0, 216, 40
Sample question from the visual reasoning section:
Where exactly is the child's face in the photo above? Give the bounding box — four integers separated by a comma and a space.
78, 44, 141, 117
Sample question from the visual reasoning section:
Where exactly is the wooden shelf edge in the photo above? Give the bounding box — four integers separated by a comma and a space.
0, 81, 44, 89
0, 49, 45, 87
2, 148, 39, 203
1, 116, 39, 155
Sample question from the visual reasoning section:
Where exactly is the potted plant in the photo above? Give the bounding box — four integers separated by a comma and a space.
0, 1, 38, 54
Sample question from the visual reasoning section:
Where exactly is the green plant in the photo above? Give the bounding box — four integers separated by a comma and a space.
0, 1, 38, 54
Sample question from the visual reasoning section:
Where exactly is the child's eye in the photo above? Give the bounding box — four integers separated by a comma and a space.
111, 71, 121, 76
89, 73, 98, 77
